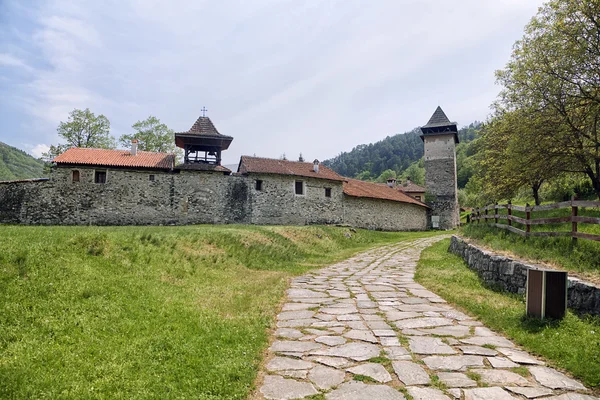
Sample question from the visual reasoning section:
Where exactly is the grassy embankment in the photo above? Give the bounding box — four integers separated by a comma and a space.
0, 225, 442, 399
415, 239, 600, 389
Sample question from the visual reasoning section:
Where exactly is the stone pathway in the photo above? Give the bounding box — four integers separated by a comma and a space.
257, 237, 598, 400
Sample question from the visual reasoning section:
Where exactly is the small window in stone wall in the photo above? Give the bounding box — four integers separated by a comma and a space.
95, 170, 107, 184
255, 180, 263, 191
295, 181, 304, 195
72, 170, 80, 183
325, 187, 331, 197
149, 174, 155, 182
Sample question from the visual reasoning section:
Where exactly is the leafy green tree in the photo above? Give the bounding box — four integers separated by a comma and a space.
376, 169, 397, 183
475, 109, 563, 205
495, 0, 600, 197
399, 160, 425, 186
43, 108, 115, 161
119, 116, 175, 153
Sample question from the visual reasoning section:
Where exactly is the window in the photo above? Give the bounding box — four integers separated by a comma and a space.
295, 180, 304, 195
94, 170, 107, 184
255, 180, 263, 191
415, 195, 421, 201
325, 187, 331, 197
149, 174, 155, 182
72, 170, 80, 183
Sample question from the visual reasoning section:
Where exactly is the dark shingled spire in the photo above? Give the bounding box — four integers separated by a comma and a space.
423, 106, 452, 128
420, 106, 459, 143
183, 116, 231, 138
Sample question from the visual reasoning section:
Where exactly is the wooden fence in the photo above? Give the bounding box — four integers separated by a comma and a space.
469, 197, 600, 243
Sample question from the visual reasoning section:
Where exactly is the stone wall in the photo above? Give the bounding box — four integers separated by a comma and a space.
247, 174, 344, 226
343, 196, 428, 231
0, 166, 428, 231
423, 135, 459, 229
449, 235, 600, 317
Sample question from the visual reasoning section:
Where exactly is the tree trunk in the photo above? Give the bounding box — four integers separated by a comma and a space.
532, 181, 542, 205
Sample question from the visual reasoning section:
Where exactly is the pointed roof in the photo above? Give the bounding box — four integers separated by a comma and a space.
176, 116, 232, 139
420, 106, 459, 143
423, 106, 454, 128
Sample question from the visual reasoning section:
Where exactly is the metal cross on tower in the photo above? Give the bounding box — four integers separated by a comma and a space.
201, 106, 208, 117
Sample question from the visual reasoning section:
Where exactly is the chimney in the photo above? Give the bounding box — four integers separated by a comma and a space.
313, 159, 320, 173
387, 178, 396, 188
131, 139, 138, 156
404, 176, 411, 187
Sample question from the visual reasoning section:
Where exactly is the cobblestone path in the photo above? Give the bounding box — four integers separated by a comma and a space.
257, 236, 598, 400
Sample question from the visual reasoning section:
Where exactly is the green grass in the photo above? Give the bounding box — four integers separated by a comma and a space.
0, 225, 443, 399
352, 374, 378, 383
415, 239, 600, 389
461, 224, 600, 281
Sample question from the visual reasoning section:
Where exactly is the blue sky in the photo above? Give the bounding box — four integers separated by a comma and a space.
0, 0, 544, 164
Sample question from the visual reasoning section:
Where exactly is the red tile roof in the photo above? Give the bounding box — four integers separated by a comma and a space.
238, 156, 345, 181
53, 148, 175, 170
398, 181, 426, 193
343, 179, 428, 207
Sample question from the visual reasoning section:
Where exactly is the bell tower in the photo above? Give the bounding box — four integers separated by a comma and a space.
420, 106, 459, 229
175, 110, 233, 166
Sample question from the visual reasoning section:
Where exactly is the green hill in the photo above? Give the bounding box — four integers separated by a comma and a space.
0, 142, 47, 181
323, 122, 481, 179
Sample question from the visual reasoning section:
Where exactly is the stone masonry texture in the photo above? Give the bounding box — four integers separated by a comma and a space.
449, 235, 600, 317
0, 167, 427, 231
423, 135, 459, 230
256, 236, 597, 399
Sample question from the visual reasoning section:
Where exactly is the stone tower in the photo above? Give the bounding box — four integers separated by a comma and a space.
420, 106, 459, 229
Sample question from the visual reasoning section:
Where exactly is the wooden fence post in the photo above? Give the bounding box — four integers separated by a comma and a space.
572, 195, 578, 244
526, 203, 531, 237
495, 202, 499, 224
508, 200, 512, 227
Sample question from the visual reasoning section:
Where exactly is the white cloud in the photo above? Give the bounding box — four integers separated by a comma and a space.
1, 0, 546, 162
0, 53, 33, 71
25, 143, 50, 158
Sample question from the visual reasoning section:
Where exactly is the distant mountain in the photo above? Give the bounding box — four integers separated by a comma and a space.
0, 142, 47, 181
323, 122, 481, 179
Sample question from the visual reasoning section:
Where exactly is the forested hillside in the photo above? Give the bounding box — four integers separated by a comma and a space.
323, 122, 481, 181
0, 142, 46, 181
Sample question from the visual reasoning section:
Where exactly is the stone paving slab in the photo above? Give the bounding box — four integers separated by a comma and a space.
256, 237, 598, 399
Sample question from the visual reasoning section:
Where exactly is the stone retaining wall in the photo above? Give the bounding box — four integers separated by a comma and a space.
449, 235, 600, 317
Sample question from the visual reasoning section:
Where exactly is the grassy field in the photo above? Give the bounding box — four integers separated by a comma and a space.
415, 239, 600, 389
0, 225, 442, 399
461, 223, 600, 283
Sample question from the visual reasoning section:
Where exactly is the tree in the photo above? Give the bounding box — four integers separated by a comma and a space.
43, 108, 115, 161
119, 116, 176, 153
376, 169, 396, 183
475, 109, 563, 205
399, 160, 425, 186
495, 0, 600, 197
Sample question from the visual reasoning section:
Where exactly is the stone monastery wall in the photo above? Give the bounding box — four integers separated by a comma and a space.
0, 167, 427, 231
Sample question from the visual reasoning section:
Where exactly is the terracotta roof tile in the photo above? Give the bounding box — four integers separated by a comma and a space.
399, 181, 426, 193
53, 148, 175, 170
238, 156, 345, 181
343, 179, 428, 207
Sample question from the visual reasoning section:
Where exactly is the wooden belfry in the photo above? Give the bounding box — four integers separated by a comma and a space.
175, 109, 233, 166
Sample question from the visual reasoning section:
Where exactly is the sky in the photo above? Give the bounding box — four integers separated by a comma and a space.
0, 0, 545, 165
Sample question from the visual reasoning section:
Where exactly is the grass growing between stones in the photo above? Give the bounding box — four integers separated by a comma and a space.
0, 225, 442, 399
415, 239, 600, 389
